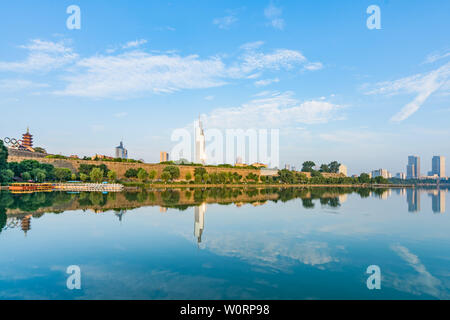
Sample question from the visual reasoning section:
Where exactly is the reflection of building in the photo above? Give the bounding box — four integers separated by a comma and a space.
380, 189, 392, 200
115, 141, 128, 159
160, 151, 169, 162
160, 207, 167, 213
194, 203, 206, 244
195, 117, 207, 164
114, 210, 126, 222
429, 190, 446, 214
407, 156, 420, 179
431, 156, 446, 178
338, 194, 348, 204
21, 215, 32, 235
406, 188, 421, 212
338, 164, 347, 176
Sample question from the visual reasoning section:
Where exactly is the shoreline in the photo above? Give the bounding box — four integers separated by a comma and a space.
122, 183, 416, 190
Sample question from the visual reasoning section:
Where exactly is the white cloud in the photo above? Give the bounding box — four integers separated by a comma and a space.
55, 51, 229, 98
423, 50, 450, 64
365, 62, 450, 122
213, 15, 238, 29
122, 39, 147, 49
202, 91, 343, 129
204, 95, 215, 101
0, 79, 49, 91
254, 78, 279, 86
304, 62, 324, 71
113, 112, 128, 118
264, 4, 285, 30
2, 39, 322, 99
0, 39, 78, 73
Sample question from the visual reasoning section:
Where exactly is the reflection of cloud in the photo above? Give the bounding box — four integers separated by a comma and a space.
203, 232, 338, 271
387, 244, 449, 299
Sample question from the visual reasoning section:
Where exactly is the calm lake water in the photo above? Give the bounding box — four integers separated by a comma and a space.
0, 187, 449, 300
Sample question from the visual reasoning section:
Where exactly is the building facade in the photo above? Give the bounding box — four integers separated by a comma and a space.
372, 169, 391, 179
432, 156, 446, 177
195, 117, 207, 164
115, 141, 128, 159
338, 164, 348, 176
407, 155, 420, 179
160, 151, 169, 162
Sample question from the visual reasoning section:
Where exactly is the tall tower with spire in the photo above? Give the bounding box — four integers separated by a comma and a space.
195, 116, 207, 164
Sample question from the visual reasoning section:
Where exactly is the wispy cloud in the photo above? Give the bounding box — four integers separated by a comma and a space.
213, 14, 238, 30
2, 39, 322, 99
254, 77, 279, 86
0, 79, 49, 91
113, 112, 128, 118
0, 39, 78, 73
201, 91, 343, 129
264, 3, 285, 30
365, 62, 450, 122
122, 39, 147, 49
423, 50, 450, 64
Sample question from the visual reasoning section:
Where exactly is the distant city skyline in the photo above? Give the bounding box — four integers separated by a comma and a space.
0, 1, 449, 175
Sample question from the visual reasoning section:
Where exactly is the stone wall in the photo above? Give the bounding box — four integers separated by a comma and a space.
6, 155, 264, 179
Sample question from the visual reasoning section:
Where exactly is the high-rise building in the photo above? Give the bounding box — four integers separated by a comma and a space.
338, 164, 348, 176
371, 169, 390, 179
432, 156, 446, 177
195, 117, 207, 164
160, 151, 169, 162
115, 141, 128, 159
396, 173, 406, 180
407, 155, 420, 179
285, 164, 291, 170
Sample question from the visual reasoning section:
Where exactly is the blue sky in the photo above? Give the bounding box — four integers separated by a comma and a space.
0, 0, 449, 175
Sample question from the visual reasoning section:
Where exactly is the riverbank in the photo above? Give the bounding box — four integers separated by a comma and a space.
122, 182, 415, 190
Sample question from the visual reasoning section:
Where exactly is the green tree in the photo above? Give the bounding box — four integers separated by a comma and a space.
80, 173, 89, 182
0, 139, 7, 171
194, 173, 202, 184
163, 166, 180, 181
194, 167, 207, 177
302, 161, 316, 172
54, 168, 72, 181
319, 164, 330, 173
108, 170, 117, 182
0, 169, 14, 184
124, 168, 138, 178
71, 173, 77, 181
148, 170, 157, 181
90, 168, 104, 183
161, 171, 171, 183
33, 147, 47, 154
202, 173, 210, 183
185, 172, 192, 181
359, 173, 371, 184
328, 161, 341, 173
22, 172, 32, 181
137, 168, 149, 182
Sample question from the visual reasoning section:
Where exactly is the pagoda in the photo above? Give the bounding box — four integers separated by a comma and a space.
21, 127, 33, 150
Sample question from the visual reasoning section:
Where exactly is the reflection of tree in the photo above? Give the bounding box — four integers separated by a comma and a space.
89, 192, 106, 206
0, 209, 7, 234
161, 190, 180, 205
124, 192, 139, 202
302, 198, 315, 208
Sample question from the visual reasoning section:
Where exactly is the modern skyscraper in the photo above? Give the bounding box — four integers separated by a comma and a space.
432, 156, 446, 177
407, 156, 420, 179
115, 141, 128, 159
160, 151, 169, 162
195, 117, 207, 164
371, 169, 390, 179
